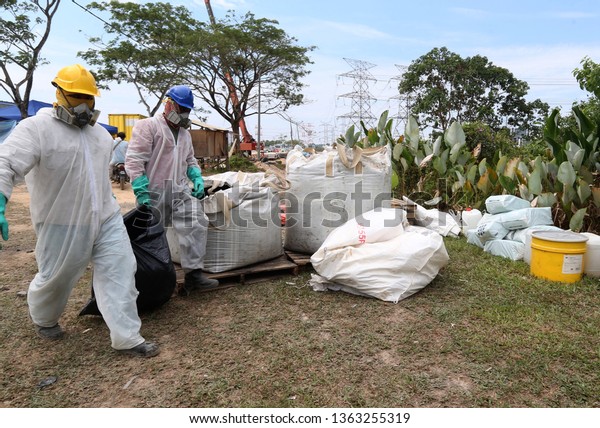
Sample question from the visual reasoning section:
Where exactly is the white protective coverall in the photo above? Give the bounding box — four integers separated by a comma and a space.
0, 108, 145, 350
125, 115, 208, 271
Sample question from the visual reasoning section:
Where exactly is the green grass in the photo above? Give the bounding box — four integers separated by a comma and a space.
0, 234, 598, 408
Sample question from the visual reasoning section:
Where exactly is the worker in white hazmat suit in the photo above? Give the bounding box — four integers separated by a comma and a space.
126, 85, 219, 295
0, 64, 159, 358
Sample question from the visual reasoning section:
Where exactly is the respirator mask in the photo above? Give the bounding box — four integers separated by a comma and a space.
55, 89, 100, 128
165, 110, 191, 129
55, 103, 100, 128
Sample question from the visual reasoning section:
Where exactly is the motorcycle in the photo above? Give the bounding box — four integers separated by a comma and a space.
111, 163, 129, 190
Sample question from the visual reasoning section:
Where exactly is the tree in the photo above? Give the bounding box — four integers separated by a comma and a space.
79, 1, 201, 117
79, 2, 315, 139
574, 56, 600, 99
0, 0, 61, 119
185, 11, 314, 143
398, 47, 549, 137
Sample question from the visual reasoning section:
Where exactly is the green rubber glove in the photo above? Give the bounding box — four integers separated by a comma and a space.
0, 193, 8, 241
132, 175, 151, 206
187, 166, 205, 199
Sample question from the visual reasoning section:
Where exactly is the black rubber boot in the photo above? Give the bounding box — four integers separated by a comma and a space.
35, 324, 65, 340
117, 341, 160, 358
180, 269, 220, 296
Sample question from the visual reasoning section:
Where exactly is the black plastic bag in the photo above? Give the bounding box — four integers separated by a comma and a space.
80, 206, 176, 316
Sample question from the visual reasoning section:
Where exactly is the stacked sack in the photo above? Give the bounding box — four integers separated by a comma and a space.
466, 195, 560, 262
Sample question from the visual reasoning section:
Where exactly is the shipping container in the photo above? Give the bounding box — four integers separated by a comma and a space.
108, 114, 147, 140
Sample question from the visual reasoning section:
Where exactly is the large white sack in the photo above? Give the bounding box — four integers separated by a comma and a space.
474, 214, 509, 244
466, 229, 484, 248
310, 209, 449, 303
284, 144, 391, 254
485, 195, 531, 214
168, 171, 285, 272
483, 240, 525, 261
496, 207, 553, 230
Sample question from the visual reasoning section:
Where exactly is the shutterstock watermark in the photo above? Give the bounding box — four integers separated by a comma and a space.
130, 178, 454, 230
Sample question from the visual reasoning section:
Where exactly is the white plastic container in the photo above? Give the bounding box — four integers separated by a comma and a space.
461, 208, 482, 235
581, 232, 600, 277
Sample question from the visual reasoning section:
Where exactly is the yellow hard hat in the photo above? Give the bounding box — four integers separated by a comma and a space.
51, 64, 100, 97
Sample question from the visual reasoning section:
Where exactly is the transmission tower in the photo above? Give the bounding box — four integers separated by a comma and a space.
337, 58, 377, 131
390, 64, 414, 136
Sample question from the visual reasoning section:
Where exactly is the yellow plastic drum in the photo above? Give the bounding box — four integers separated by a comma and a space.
530, 230, 588, 283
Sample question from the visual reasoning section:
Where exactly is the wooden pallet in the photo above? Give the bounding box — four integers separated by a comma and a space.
285, 250, 312, 267
174, 254, 299, 289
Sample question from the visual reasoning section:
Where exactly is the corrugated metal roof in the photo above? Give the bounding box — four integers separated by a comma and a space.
190, 119, 230, 132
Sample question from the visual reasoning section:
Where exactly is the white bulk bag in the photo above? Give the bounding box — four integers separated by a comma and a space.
167, 171, 286, 273
310, 208, 449, 303
284, 144, 391, 254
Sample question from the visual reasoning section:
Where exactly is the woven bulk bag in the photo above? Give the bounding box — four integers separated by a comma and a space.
284, 144, 391, 254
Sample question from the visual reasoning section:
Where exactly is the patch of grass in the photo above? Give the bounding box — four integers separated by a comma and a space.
0, 230, 599, 407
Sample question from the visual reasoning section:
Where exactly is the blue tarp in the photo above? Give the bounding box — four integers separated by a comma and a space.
0, 120, 16, 144
0, 100, 118, 134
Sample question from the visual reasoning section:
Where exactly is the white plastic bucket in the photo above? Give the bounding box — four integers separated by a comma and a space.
461, 208, 482, 235
581, 232, 600, 277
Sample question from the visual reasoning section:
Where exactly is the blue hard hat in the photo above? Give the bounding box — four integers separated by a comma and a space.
166, 85, 194, 109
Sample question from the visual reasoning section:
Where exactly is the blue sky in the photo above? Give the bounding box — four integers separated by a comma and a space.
17, 0, 600, 142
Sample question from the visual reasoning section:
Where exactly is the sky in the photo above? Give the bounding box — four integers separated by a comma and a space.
8, 0, 600, 144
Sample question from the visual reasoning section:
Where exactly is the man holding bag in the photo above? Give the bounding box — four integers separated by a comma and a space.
125, 85, 218, 295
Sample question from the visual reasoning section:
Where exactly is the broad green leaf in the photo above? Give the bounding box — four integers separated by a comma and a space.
578, 165, 594, 184
452, 180, 462, 194
405, 116, 420, 152
377, 111, 389, 134
392, 143, 403, 161
445, 121, 465, 147
433, 156, 447, 175
569, 207, 587, 232
534, 155, 544, 171
517, 161, 529, 180
562, 185, 576, 206
537, 192, 557, 207
391, 170, 399, 189
498, 175, 516, 194
528, 167, 543, 195
467, 164, 477, 184
496, 155, 508, 176
478, 158, 487, 176
344, 125, 356, 147
576, 179, 592, 203
547, 161, 558, 181
449, 141, 464, 164
519, 184, 532, 201
477, 171, 491, 193
432, 136, 442, 156
455, 170, 465, 187
400, 157, 408, 171
457, 151, 472, 167
505, 157, 520, 180
423, 144, 433, 156
572, 149, 585, 171
557, 161, 576, 187
440, 147, 450, 165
